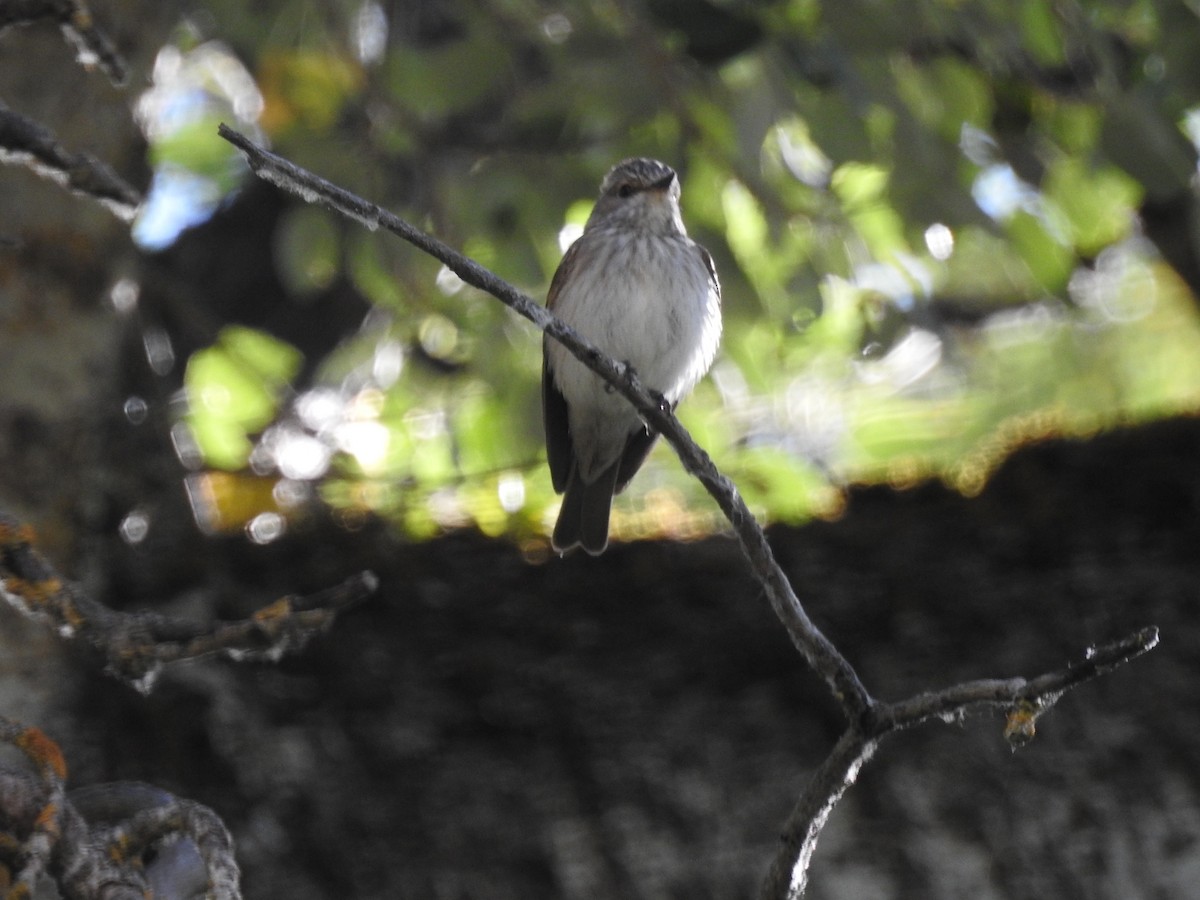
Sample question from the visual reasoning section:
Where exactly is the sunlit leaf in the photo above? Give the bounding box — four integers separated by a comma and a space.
893, 56, 993, 142
1035, 99, 1101, 155
148, 118, 244, 189
1005, 210, 1075, 291
730, 447, 841, 524
183, 327, 303, 469
1019, 0, 1065, 66
832, 163, 908, 257
831, 162, 887, 207
722, 178, 801, 317
219, 326, 304, 387
259, 50, 365, 133
148, 0, 1200, 543
1042, 158, 1142, 256
186, 416, 254, 471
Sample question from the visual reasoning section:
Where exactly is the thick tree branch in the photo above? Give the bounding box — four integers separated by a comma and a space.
761, 731, 877, 900
0, 512, 378, 692
0, 717, 68, 898
86, 788, 240, 900
216, 125, 1160, 897
0, 718, 240, 900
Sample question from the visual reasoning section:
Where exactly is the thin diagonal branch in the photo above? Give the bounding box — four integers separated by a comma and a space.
217, 123, 875, 725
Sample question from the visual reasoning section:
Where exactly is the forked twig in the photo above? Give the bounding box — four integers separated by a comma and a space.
0, 512, 377, 692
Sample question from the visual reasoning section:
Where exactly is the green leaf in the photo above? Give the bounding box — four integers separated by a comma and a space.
219, 326, 303, 387
148, 117, 244, 190
831, 163, 908, 257
347, 231, 408, 309
1037, 100, 1101, 155
1019, 0, 1066, 66
1042, 158, 1141, 256
259, 50, 364, 133
1005, 210, 1075, 291
893, 56, 993, 142
732, 447, 839, 524
183, 327, 303, 469
722, 179, 799, 316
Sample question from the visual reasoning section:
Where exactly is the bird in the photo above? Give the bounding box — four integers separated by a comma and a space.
542, 157, 722, 555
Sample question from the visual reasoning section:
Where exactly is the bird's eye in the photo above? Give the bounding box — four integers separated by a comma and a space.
617, 183, 636, 198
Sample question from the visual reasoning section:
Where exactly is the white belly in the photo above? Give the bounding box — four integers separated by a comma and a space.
546, 229, 720, 480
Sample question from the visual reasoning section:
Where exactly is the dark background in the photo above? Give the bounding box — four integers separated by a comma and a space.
15, 414, 1191, 899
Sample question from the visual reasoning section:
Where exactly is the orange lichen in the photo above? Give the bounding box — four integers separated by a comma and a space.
0, 521, 36, 547
15, 727, 68, 781
253, 597, 293, 624
32, 803, 61, 840
1003, 700, 1040, 748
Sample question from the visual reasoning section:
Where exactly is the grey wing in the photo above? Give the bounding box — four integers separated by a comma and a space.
542, 241, 583, 495
614, 426, 660, 494
698, 242, 721, 303
542, 346, 574, 494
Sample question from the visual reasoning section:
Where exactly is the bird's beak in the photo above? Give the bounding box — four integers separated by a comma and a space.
650, 172, 675, 192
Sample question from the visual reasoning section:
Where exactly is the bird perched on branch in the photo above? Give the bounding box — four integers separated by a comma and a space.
542, 158, 722, 555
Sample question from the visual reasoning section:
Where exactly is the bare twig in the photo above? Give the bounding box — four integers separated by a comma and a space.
216, 125, 1160, 897
0, 0, 127, 84
878, 626, 1160, 734
0, 102, 141, 219
758, 625, 1160, 900
0, 512, 378, 692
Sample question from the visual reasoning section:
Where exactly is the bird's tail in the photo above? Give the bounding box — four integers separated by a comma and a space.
552, 461, 621, 556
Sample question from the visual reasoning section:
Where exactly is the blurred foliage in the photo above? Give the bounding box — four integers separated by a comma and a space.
184, 326, 304, 469
138, 0, 1200, 546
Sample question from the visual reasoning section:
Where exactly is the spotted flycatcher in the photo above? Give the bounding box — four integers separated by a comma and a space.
543, 158, 722, 555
